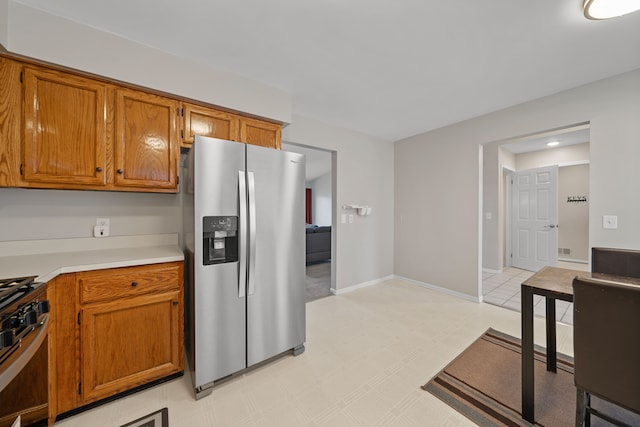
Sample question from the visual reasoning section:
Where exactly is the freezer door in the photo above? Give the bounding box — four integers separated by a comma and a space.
192, 136, 247, 388
246, 144, 306, 367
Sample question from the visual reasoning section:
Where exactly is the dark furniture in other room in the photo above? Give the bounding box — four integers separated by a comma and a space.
306, 225, 331, 264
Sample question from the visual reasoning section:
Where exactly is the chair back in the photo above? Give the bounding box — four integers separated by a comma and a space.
573, 276, 640, 415
591, 247, 640, 277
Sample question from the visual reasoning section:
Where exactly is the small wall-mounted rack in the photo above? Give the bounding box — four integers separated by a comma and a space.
342, 204, 373, 216
567, 196, 588, 204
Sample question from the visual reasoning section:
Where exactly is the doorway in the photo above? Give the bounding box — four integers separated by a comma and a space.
281, 142, 335, 302
481, 124, 591, 315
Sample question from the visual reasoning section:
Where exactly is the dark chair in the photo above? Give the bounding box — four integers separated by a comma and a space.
573, 276, 640, 426
591, 247, 640, 277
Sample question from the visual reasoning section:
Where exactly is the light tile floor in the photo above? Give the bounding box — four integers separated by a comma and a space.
53, 278, 574, 427
482, 262, 590, 325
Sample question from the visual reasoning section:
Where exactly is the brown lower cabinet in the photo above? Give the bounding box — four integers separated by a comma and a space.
48, 262, 184, 422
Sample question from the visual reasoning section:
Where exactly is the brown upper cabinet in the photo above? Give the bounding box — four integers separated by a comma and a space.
115, 88, 179, 190
22, 66, 110, 187
240, 116, 282, 149
20, 66, 180, 192
180, 103, 282, 149
0, 52, 283, 192
182, 102, 239, 145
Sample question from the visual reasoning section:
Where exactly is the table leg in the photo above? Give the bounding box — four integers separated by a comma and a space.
521, 285, 534, 423
546, 296, 557, 373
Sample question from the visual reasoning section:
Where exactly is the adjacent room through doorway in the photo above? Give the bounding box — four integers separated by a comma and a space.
282, 142, 334, 302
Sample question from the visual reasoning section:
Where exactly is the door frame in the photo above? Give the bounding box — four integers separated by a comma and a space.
504, 166, 514, 268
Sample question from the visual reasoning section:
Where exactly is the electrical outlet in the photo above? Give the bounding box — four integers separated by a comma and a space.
96, 218, 110, 228
348, 214, 354, 224
94, 218, 110, 237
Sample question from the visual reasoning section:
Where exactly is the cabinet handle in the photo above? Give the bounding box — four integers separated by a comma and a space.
117, 169, 124, 174
96, 167, 103, 172
131, 281, 138, 287
172, 301, 179, 306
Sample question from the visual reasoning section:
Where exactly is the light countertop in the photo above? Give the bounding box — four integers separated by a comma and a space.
0, 234, 184, 283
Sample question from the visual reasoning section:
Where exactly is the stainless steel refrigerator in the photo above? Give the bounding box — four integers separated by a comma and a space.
183, 135, 306, 399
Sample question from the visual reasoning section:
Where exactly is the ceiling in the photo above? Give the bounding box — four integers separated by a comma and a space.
501, 126, 590, 154
14, 0, 640, 141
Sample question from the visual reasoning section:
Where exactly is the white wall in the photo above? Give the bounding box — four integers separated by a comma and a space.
396, 68, 640, 299
3, 1, 291, 124
308, 173, 332, 226
0, 0, 8, 47
0, 188, 182, 242
283, 115, 394, 292
482, 143, 500, 271
557, 164, 590, 261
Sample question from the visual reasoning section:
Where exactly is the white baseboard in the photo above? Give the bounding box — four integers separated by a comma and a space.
557, 258, 588, 264
482, 267, 503, 274
394, 275, 481, 303
331, 275, 395, 295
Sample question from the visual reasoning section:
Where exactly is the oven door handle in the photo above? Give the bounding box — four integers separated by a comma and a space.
0, 313, 49, 392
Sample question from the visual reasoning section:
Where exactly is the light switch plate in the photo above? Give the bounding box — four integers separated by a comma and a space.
603, 215, 618, 229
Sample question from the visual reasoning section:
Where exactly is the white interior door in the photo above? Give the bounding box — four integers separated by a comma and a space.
511, 165, 558, 271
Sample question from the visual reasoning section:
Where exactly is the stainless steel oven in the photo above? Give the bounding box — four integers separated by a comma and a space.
0, 277, 50, 427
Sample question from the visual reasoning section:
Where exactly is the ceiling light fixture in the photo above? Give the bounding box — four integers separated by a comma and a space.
583, 0, 640, 20
547, 141, 560, 147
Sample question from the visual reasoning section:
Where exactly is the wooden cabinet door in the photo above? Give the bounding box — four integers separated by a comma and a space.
115, 88, 179, 190
80, 290, 183, 403
239, 117, 282, 149
182, 103, 239, 146
22, 66, 109, 185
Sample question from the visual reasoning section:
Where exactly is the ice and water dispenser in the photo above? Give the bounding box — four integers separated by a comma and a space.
203, 216, 238, 265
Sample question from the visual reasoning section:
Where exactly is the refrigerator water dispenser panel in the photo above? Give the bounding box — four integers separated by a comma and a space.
203, 216, 238, 264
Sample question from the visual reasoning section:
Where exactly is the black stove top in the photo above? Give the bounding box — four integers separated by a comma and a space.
0, 275, 49, 394
0, 276, 45, 314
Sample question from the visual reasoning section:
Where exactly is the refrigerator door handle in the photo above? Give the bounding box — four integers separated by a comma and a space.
247, 171, 257, 296
238, 171, 247, 298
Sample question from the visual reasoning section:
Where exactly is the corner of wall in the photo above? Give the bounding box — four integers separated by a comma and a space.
0, 0, 8, 47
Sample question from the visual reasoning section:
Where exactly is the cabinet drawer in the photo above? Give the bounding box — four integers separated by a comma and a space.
79, 263, 182, 304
